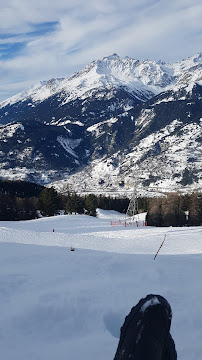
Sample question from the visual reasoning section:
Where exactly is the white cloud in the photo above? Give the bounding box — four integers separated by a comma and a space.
0, 0, 201, 101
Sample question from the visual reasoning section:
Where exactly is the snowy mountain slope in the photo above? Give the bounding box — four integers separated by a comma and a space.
0, 120, 92, 183
0, 54, 167, 110
132, 83, 202, 140
0, 86, 141, 128
53, 121, 201, 197
0, 53, 167, 127
1, 52, 202, 111
0, 53, 201, 193
52, 84, 202, 195
0, 213, 202, 360
0, 112, 137, 184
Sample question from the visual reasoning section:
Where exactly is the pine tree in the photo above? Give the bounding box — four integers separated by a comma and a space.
37, 187, 60, 216
85, 194, 97, 216
66, 193, 85, 214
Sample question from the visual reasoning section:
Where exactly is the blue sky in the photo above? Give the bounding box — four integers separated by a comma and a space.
0, 0, 202, 102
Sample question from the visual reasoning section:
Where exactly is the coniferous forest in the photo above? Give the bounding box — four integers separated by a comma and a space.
146, 193, 202, 227
0, 180, 201, 226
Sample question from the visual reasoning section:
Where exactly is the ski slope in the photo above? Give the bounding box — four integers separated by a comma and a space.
0, 209, 202, 360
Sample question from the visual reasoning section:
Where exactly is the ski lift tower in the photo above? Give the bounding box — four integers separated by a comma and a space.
126, 185, 138, 218
126, 159, 139, 219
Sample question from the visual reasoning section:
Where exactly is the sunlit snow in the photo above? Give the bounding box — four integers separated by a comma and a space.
1, 52, 202, 109
0, 209, 202, 360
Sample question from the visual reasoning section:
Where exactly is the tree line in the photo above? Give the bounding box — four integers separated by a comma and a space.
39, 190, 130, 217
38, 190, 148, 217
0, 180, 130, 220
0, 180, 201, 226
0, 180, 43, 221
146, 193, 202, 226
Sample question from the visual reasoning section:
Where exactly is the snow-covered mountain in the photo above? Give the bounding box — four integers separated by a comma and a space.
0, 53, 201, 195
1, 52, 202, 110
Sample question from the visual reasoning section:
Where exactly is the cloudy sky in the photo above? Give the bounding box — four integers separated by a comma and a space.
0, 0, 202, 102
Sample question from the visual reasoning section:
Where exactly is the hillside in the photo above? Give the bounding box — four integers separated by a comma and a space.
0, 211, 202, 360
0, 53, 201, 195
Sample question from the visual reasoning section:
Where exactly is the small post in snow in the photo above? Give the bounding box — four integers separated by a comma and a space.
154, 234, 167, 260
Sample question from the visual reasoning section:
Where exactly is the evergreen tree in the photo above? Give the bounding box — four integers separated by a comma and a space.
66, 193, 85, 214
37, 187, 60, 216
85, 194, 97, 216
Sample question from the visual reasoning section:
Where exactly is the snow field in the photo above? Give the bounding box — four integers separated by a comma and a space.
0, 209, 202, 360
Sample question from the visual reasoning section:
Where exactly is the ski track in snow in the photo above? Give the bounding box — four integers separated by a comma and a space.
0, 209, 202, 360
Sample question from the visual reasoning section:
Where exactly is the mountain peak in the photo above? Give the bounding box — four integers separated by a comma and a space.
102, 53, 120, 61
1, 52, 202, 109
193, 52, 202, 62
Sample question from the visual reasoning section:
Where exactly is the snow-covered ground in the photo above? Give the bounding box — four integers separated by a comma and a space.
0, 209, 202, 360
